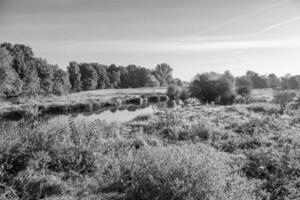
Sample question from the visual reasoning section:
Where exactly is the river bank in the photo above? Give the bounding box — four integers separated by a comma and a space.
0, 87, 167, 120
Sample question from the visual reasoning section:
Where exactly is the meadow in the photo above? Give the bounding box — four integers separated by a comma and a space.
1, 88, 300, 200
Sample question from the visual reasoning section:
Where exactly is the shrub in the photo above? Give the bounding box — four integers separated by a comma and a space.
14, 174, 65, 200
236, 86, 251, 97
127, 145, 257, 200
189, 73, 234, 105
242, 145, 300, 200
179, 87, 190, 101
246, 103, 280, 115
166, 84, 182, 100
273, 91, 296, 113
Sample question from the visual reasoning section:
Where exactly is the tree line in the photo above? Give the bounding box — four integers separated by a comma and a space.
235, 71, 300, 90
0, 43, 178, 99
1, 42, 300, 99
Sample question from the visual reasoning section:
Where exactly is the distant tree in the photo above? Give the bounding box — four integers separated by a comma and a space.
34, 58, 54, 94
236, 76, 252, 88
0, 43, 34, 79
268, 73, 280, 88
0, 48, 23, 98
126, 65, 150, 88
154, 63, 173, 86
1, 42, 40, 96
20, 59, 40, 96
135, 67, 150, 87
167, 84, 182, 100
189, 72, 234, 105
246, 71, 269, 89
146, 74, 160, 87
280, 74, 290, 90
79, 63, 98, 90
92, 63, 110, 89
68, 61, 82, 92
52, 67, 71, 95
235, 76, 252, 97
274, 91, 296, 113
118, 66, 130, 88
107, 64, 120, 88
287, 76, 299, 89
223, 70, 235, 87
172, 78, 183, 87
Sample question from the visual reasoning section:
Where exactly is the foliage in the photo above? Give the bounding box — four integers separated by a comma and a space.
154, 63, 173, 86
166, 84, 182, 100
236, 86, 251, 97
189, 72, 234, 105
273, 91, 296, 113
68, 61, 82, 92
0, 48, 23, 98
52, 67, 71, 95
79, 63, 98, 90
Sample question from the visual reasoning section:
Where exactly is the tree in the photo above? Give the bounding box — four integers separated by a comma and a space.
0, 43, 34, 79
34, 58, 54, 94
0, 48, 23, 98
79, 63, 98, 90
172, 78, 183, 87
107, 64, 120, 88
52, 67, 71, 95
146, 74, 159, 87
280, 74, 289, 90
274, 91, 296, 114
118, 66, 130, 88
235, 76, 252, 97
287, 76, 299, 89
167, 84, 182, 100
1, 43, 40, 96
268, 73, 280, 88
224, 70, 235, 86
92, 63, 110, 89
246, 71, 268, 89
189, 72, 234, 105
154, 63, 173, 86
68, 61, 82, 92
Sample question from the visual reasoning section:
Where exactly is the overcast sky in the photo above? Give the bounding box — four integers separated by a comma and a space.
1, 0, 300, 81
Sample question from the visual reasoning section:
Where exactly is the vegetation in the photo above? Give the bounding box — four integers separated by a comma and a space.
0, 43, 182, 99
189, 72, 235, 105
1, 41, 300, 200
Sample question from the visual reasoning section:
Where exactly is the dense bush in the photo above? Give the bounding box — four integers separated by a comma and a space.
242, 145, 300, 200
128, 145, 257, 200
236, 86, 251, 97
273, 91, 296, 113
166, 84, 182, 100
246, 103, 280, 115
189, 72, 235, 105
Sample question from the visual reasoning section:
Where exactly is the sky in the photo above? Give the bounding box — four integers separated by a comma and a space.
0, 0, 300, 81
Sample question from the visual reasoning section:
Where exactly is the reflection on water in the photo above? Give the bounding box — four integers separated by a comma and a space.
74, 104, 160, 123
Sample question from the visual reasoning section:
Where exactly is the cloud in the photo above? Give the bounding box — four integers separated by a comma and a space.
194, 0, 290, 35
257, 16, 300, 34
54, 37, 300, 53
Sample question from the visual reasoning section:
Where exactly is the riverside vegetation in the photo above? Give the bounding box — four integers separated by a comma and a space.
1, 88, 300, 200
1, 42, 300, 200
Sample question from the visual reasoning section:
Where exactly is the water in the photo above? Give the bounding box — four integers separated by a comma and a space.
75, 104, 159, 123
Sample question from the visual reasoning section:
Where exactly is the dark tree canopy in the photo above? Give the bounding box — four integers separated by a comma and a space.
68, 61, 82, 92
79, 63, 98, 90
189, 72, 234, 105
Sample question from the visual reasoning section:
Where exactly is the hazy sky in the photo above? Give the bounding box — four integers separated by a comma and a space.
1, 0, 300, 81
